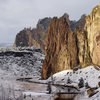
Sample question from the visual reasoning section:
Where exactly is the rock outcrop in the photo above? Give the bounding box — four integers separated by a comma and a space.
85, 3, 100, 66
14, 17, 51, 51
42, 16, 79, 79
14, 29, 32, 47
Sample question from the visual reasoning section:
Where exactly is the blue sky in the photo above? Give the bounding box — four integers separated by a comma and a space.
0, 0, 99, 43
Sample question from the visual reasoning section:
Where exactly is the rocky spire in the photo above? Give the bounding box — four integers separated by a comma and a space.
42, 16, 78, 79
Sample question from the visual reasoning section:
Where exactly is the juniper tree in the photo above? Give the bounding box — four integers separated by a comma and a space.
78, 77, 84, 88
67, 77, 71, 84
47, 82, 52, 94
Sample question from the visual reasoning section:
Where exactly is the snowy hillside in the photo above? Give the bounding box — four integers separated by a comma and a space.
48, 66, 100, 100
0, 47, 51, 100
0, 47, 44, 77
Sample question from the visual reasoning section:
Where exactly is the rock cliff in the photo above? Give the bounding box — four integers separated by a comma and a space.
42, 16, 79, 79
14, 14, 86, 51
42, 3, 100, 79
85, 3, 100, 66
14, 17, 51, 51
14, 29, 32, 47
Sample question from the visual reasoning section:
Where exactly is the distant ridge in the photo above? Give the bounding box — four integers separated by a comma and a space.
0, 43, 13, 47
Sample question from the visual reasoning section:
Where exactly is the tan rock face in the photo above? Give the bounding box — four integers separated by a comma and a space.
85, 3, 100, 66
75, 27, 91, 68
92, 33, 100, 65
42, 16, 78, 79
42, 3, 100, 79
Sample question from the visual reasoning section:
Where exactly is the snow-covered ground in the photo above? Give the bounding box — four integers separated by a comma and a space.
0, 47, 44, 77
48, 66, 100, 100
0, 47, 100, 100
0, 47, 46, 100
49, 66, 100, 87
